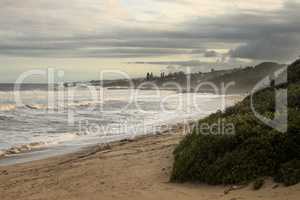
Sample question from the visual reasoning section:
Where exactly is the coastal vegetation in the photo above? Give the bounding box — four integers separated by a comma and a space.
171, 59, 300, 186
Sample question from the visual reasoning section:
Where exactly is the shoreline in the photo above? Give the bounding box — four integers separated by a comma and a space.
0, 122, 194, 167
0, 90, 244, 166
0, 124, 299, 200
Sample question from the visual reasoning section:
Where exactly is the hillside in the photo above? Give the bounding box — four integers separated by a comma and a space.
67, 62, 283, 94
171, 59, 300, 186
103, 62, 283, 94
202, 62, 284, 93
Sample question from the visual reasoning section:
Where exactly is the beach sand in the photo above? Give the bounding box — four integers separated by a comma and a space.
0, 126, 299, 200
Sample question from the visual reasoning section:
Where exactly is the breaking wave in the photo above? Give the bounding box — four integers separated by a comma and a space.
0, 104, 16, 111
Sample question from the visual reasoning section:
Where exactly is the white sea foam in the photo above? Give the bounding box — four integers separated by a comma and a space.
0, 87, 243, 159
0, 132, 81, 157
0, 104, 16, 111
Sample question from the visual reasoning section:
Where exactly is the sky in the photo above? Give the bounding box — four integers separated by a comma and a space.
0, 0, 300, 82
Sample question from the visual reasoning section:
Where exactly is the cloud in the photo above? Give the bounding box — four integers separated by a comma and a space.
0, 0, 299, 62
225, 1, 300, 61
229, 35, 300, 61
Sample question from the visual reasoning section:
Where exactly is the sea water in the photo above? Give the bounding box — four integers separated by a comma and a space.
0, 84, 242, 164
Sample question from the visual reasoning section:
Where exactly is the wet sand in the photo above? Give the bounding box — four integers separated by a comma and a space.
0, 126, 299, 200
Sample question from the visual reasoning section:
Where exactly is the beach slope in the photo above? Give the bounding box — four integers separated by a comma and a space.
0, 130, 299, 200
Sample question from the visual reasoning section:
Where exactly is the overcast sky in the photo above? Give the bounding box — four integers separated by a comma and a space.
0, 0, 299, 82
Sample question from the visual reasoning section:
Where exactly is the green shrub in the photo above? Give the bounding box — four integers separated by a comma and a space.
171, 59, 300, 186
275, 160, 300, 186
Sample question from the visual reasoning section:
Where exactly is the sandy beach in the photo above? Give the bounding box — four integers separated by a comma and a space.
0, 126, 299, 200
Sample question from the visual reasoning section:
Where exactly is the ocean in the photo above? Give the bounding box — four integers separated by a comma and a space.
0, 83, 241, 164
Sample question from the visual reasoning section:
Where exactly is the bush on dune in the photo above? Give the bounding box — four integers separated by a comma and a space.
171, 59, 300, 186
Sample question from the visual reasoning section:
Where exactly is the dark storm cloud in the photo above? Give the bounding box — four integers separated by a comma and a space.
124, 0, 300, 61
225, 1, 300, 61
229, 35, 300, 60
0, 0, 299, 61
